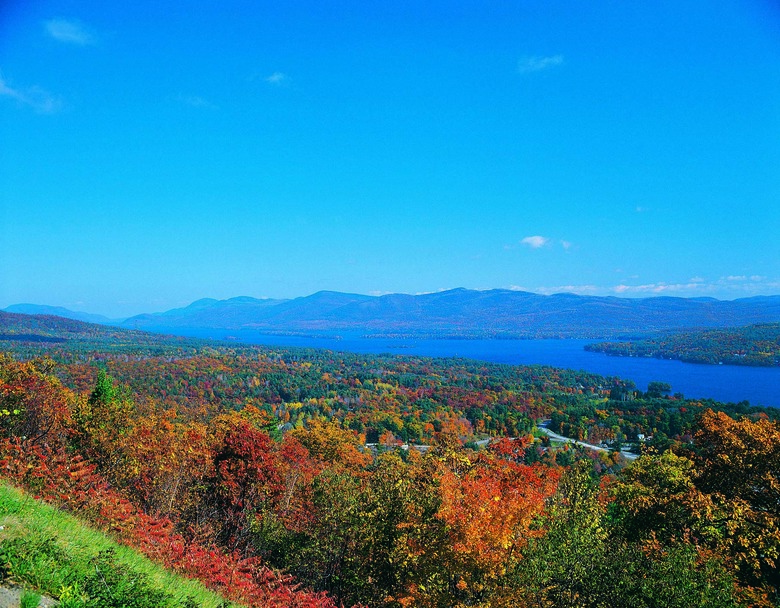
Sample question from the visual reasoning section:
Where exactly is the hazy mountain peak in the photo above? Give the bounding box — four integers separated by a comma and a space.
187, 298, 220, 308
3, 304, 116, 325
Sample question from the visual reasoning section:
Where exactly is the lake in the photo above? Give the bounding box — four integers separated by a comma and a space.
175, 329, 780, 408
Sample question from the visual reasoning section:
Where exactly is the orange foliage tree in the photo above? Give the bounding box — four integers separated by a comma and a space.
435, 448, 559, 603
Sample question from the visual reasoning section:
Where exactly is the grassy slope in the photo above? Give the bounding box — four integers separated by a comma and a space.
0, 481, 233, 607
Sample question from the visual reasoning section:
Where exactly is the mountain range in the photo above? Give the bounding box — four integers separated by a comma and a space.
3, 303, 120, 325
7, 289, 780, 339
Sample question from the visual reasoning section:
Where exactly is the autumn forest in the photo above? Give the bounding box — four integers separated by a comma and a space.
0, 312, 779, 607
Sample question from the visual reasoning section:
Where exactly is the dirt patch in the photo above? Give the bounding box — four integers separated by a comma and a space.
0, 584, 58, 607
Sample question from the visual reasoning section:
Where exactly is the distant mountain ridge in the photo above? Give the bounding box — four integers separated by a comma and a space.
7, 290, 780, 339
112, 289, 780, 339
3, 303, 119, 325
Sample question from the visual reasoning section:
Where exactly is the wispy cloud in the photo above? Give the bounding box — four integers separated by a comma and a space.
265, 72, 290, 86
44, 18, 96, 45
518, 275, 780, 299
0, 73, 62, 113
611, 275, 780, 297
508, 236, 571, 251
612, 282, 705, 295
517, 54, 563, 74
536, 284, 600, 295
720, 275, 774, 287
521, 235, 550, 249
178, 95, 217, 109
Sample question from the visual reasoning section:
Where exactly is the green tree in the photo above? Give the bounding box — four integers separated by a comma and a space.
74, 369, 133, 479
517, 460, 739, 607
646, 381, 672, 398
514, 462, 606, 607
88, 368, 117, 408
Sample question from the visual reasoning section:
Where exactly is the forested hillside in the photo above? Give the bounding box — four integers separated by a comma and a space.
1, 313, 778, 606
587, 323, 780, 367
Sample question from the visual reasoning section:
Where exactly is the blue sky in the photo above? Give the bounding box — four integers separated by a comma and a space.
1, 1, 779, 318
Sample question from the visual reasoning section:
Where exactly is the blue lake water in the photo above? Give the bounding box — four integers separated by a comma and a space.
176, 329, 780, 408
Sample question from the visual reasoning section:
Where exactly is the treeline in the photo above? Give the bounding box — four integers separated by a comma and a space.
1, 353, 779, 606
586, 323, 780, 367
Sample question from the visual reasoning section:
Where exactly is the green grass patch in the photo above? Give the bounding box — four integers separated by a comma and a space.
20, 589, 42, 608
0, 481, 234, 607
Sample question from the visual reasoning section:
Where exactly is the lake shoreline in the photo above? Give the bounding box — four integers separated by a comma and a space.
151, 328, 780, 408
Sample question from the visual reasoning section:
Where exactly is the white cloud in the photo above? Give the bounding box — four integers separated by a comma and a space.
521, 235, 550, 249
511, 276, 779, 300
611, 276, 780, 296
561, 240, 572, 251
536, 284, 600, 295
45, 18, 96, 45
517, 54, 563, 74
0, 73, 62, 113
265, 72, 290, 86
612, 282, 707, 295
